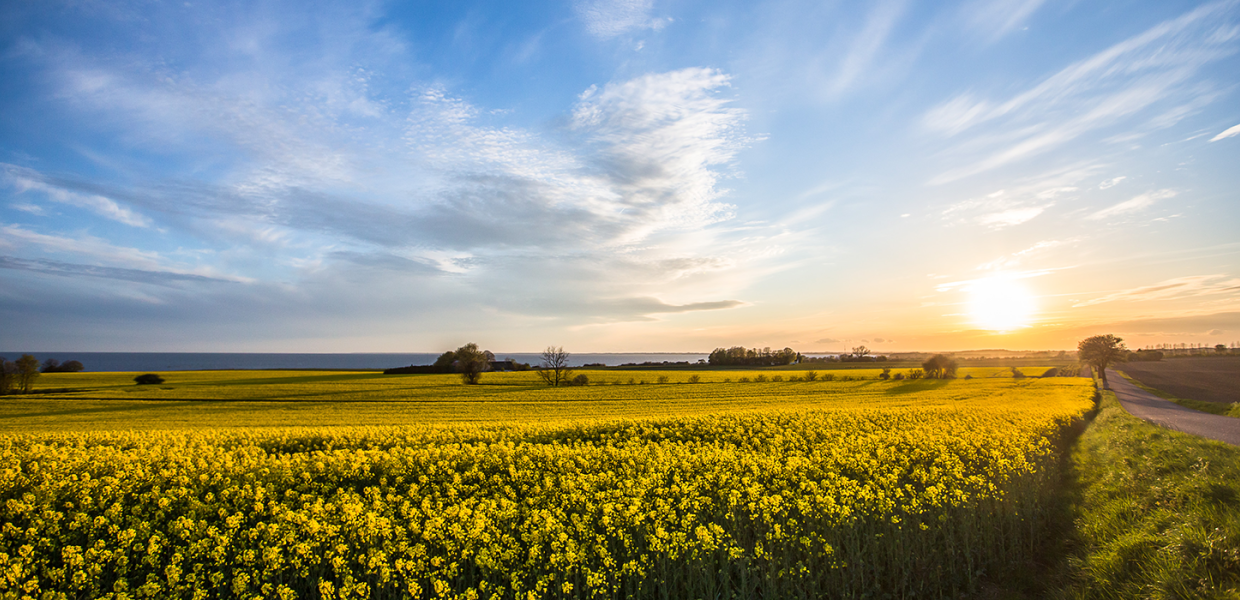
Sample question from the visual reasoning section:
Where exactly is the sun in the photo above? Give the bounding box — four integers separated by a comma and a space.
966, 276, 1036, 332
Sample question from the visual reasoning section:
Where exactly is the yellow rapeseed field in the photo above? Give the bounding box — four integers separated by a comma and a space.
0, 376, 1095, 599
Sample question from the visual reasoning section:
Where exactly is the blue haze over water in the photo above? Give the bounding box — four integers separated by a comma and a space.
0, 352, 711, 372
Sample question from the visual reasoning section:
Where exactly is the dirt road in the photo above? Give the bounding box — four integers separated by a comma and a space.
1107, 369, 1240, 446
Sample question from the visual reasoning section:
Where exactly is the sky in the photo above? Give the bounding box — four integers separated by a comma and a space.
1, 0, 1239, 353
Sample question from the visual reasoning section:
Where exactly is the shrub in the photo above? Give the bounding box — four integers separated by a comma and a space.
134, 373, 165, 385
787, 376, 802, 382
657, 375, 669, 384
804, 371, 818, 381
964, 374, 973, 380
755, 375, 769, 383
907, 369, 924, 380
892, 372, 905, 380
820, 373, 836, 381
1011, 367, 1025, 379
687, 374, 701, 383
571, 374, 589, 386
770, 375, 783, 382
738, 377, 751, 383
879, 368, 891, 380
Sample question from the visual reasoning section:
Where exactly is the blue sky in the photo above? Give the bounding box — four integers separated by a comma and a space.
2, 0, 1238, 352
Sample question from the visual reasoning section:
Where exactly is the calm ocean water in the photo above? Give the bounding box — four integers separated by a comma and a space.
0, 352, 710, 372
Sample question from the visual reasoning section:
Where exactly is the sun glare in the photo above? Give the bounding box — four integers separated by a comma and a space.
967, 276, 1036, 332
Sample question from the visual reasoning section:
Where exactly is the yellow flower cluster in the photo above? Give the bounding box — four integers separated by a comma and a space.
0, 384, 1093, 599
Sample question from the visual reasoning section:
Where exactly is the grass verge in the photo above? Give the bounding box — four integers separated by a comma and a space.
1048, 388, 1240, 598
1116, 371, 1240, 418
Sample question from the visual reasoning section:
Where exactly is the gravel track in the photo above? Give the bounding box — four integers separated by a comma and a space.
1107, 368, 1240, 446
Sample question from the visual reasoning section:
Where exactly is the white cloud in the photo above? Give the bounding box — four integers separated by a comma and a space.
0, 224, 231, 279
976, 205, 1050, 227
976, 239, 1066, 271
1087, 189, 1176, 220
574, 0, 669, 39
1210, 123, 1240, 141
960, 0, 1047, 41
11, 203, 46, 215
1099, 176, 1126, 189
925, 2, 1240, 183
1074, 274, 1240, 307
2, 163, 151, 227
827, 0, 908, 95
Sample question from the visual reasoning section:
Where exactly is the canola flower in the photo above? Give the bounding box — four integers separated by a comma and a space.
0, 380, 1095, 599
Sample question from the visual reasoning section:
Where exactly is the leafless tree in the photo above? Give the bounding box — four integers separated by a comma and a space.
15, 354, 40, 393
537, 346, 574, 387
851, 345, 870, 359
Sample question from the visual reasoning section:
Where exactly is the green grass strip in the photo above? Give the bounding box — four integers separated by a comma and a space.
1051, 388, 1240, 599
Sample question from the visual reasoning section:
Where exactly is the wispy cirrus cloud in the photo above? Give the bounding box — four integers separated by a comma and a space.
1086, 189, 1176, 220
1211, 123, 1240, 141
2, 163, 151, 227
573, 0, 669, 39
959, 0, 1047, 41
925, 1, 1240, 184
1074, 274, 1240, 307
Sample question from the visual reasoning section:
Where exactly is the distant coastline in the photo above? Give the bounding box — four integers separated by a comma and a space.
0, 352, 713, 372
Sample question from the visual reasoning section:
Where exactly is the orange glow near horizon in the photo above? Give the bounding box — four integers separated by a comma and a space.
966, 276, 1037, 332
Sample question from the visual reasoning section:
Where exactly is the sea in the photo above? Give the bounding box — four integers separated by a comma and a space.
0, 352, 711, 372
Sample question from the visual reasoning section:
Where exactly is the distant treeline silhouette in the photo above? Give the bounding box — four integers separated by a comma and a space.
708, 346, 798, 366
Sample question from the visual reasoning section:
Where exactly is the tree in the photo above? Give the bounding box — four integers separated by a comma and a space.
15, 354, 40, 393
852, 345, 870, 359
433, 351, 457, 372
0, 358, 15, 394
40, 359, 86, 373
134, 373, 165, 385
1216, 344, 1229, 355
537, 346, 574, 387
1078, 334, 1127, 388
454, 343, 489, 385
921, 354, 958, 379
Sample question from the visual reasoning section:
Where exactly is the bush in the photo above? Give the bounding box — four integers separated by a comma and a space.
804, 371, 818, 381
770, 375, 783, 382
1040, 367, 1060, 378
571, 374, 589, 386
738, 377, 751, 383
687, 374, 701, 383
879, 368, 891, 380
657, 375, 669, 384
820, 373, 835, 382
787, 376, 802, 382
134, 374, 165, 385
754, 375, 769, 383
892, 372, 905, 380
1011, 367, 1025, 379
964, 374, 973, 380
907, 369, 924, 380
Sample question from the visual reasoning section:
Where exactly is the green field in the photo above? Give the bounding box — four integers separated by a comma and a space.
6, 367, 1070, 433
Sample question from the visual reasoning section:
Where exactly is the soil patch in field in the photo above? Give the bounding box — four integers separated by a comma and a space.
1116, 357, 1240, 405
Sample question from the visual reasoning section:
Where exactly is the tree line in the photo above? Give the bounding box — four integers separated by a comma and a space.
708, 346, 799, 366
1, 354, 86, 394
